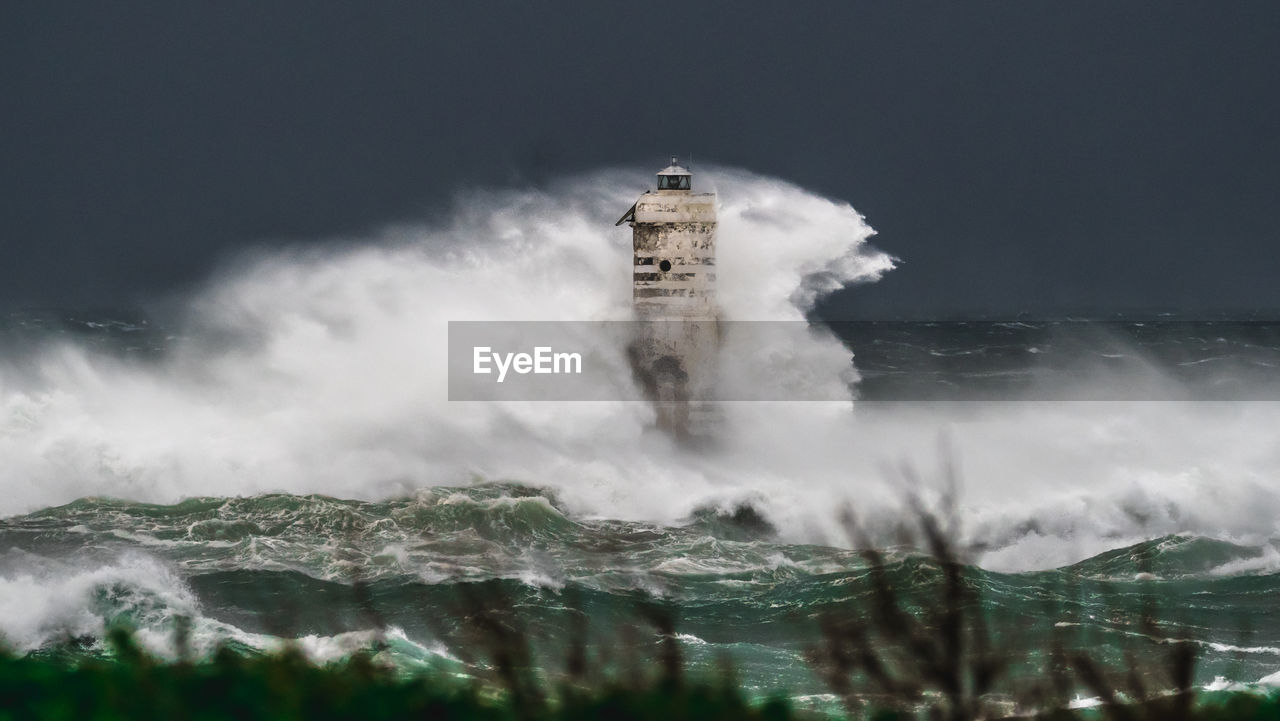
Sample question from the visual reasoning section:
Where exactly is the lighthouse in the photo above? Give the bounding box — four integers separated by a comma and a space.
617, 158, 720, 440
617, 158, 718, 318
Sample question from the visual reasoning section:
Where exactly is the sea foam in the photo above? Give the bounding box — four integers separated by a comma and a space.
0, 166, 1279, 572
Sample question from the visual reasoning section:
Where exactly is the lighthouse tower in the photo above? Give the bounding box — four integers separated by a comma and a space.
617, 158, 717, 318
617, 158, 720, 440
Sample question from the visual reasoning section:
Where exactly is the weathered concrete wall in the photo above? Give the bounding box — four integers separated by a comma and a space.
631, 191, 717, 320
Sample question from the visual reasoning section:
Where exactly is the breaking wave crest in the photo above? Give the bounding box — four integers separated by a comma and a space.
2, 487, 1279, 696
0, 166, 1278, 574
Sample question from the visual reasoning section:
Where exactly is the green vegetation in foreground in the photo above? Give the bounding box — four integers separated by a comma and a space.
0, 629, 1278, 721
0, 628, 791, 721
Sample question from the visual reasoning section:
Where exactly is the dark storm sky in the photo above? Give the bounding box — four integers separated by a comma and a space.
2, 2, 1278, 317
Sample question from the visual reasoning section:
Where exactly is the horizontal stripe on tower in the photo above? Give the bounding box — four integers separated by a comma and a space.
633, 272, 704, 281
633, 256, 716, 265
634, 288, 695, 298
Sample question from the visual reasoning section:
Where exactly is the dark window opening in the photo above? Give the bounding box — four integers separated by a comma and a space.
658, 175, 691, 190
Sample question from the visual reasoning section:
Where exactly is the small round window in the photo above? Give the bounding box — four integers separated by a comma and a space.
658, 259, 672, 272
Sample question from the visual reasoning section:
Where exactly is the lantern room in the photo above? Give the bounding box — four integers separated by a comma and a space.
656, 157, 692, 191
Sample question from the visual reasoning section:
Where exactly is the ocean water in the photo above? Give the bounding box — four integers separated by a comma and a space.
1, 168, 1278, 710
0, 476, 1278, 710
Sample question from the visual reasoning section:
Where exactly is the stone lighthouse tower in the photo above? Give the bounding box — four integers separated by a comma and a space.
617, 158, 720, 440
617, 158, 718, 318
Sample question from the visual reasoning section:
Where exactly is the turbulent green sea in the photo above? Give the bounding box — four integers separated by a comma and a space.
3, 482, 1278, 710
5, 298, 1280, 714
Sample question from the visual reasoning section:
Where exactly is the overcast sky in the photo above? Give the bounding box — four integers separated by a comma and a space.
2, 2, 1278, 317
